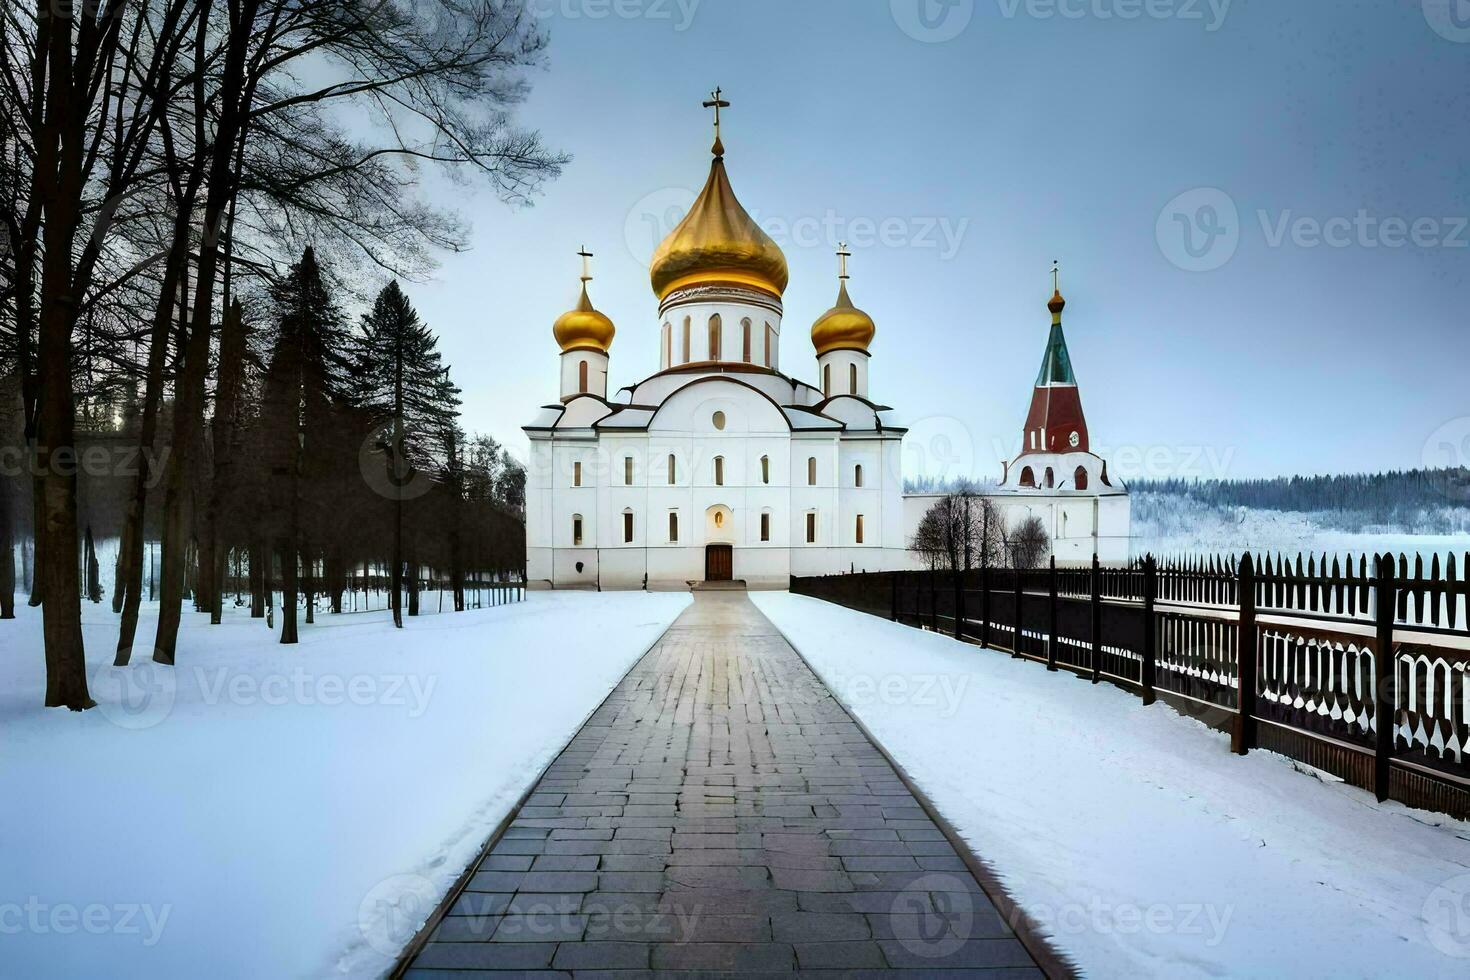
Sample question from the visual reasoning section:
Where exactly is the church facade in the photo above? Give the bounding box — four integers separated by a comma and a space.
523, 108, 908, 590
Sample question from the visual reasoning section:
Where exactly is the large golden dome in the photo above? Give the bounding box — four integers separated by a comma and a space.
553, 283, 615, 353
811, 281, 876, 356
649, 154, 788, 302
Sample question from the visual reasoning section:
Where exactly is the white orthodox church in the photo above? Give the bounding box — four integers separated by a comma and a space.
525, 96, 1129, 590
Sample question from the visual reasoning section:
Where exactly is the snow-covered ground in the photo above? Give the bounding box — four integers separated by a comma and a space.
0, 591, 689, 979
753, 591, 1470, 979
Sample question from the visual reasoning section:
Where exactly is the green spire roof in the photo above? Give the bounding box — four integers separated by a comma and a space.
1035, 322, 1076, 386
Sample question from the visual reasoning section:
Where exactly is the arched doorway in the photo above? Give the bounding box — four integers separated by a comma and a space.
704, 504, 734, 582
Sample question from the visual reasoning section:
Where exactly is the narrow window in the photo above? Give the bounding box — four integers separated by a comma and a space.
742, 319, 752, 361
805, 512, 816, 544
682, 317, 691, 363
854, 464, 863, 488
760, 455, 770, 484
1045, 467, 1055, 489
578, 360, 589, 393
668, 454, 677, 485
624, 456, 634, 486
714, 456, 724, 486
1020, 466, 1035, 488
764, 324, 774, 366
708, 314, 721, 361
572, 515, 583, 546
669, 512, 678, 543
573, 461, 582, 487
823, 363, 831, 396
663, 323, 671, 368
1075, 466, 1089, 491
849, 363, 858, 394
623, 511, 634, 543
807, 456, 817, 486
855, 514, 864, 544
760, 512, 771, 541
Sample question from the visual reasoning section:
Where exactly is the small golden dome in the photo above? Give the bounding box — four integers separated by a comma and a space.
553, 283, 615, 353
812, 281, 876, 356
1048, 288, 1066, 318
649, 155, 788, 302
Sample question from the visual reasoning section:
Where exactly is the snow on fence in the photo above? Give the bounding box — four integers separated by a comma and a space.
791, 551, 1470, 821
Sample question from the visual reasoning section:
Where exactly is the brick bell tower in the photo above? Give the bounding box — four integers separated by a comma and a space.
1021, 264, 1089, 458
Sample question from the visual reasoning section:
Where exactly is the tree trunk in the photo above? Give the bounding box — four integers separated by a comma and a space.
0, 481, 14, 619
83, 524, 100, 602
206, 301, 247, 625
249, 537, 265, 618
302, 541, 314, 625
279, 538, 298, 644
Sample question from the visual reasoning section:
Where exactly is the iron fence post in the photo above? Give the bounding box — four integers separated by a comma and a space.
954, 569, 964, 641
980, 561, 991, 649
1374, 554, 1396, 802
1012, 564, 1023, 658
1047, 556, 1058, 671
1090, 553, 1102, 684
1233, 554, 1257, 755
1141, 554, 1157, 705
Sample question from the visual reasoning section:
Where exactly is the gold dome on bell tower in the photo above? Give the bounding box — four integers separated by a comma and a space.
648, 89, 789, 303
553, 248, 615, 353
811, 245, 876, 356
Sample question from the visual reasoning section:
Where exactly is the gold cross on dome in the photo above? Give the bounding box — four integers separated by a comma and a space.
1052, 260, 1060, 292
703, 87, 731, 154
837, 242, 851, 280
578, 246, 593, 282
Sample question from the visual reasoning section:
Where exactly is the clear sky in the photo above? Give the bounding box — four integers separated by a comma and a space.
402, 0, 1469, 485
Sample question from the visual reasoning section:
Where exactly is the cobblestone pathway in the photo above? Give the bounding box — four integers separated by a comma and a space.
403, 590, 1045, 977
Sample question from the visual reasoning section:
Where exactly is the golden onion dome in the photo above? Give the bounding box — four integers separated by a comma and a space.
649, 153, 789, 302
811, 280, 876, 356
1048, 287, 1066, 321
553, 282, 615, 353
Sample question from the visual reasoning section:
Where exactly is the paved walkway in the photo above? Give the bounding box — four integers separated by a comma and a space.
403, 591, 1044, 977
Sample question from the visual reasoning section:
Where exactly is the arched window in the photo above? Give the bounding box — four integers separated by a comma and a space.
1044, 467, 1055, 489
855, 514, 865, 544
572, 514, 583, 546
823, 364, 831, 396
681, 317, 691, 363
624, 456, 634, 486
668, 454, 677, 485
764, 323, 775, 366
668, 511, 679, 542
622, 510, 634, 543
1074, 466, 1089, 491
578, 360, 588, 393
807, 457, 817, 486
662, 323, 671, 368
1020, 466, 1035, 488
854, 464, 863, 488
849, 363, 858, 394
714, 456, 725, 486
708, 314, 721, 361
742, 318, 752, 361
760, 511, 771, 541
760, 455, 770, 484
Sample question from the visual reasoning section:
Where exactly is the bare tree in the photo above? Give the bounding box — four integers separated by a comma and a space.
1005, 514, 1051, 570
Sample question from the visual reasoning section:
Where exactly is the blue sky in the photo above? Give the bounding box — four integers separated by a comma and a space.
403, 0, 1469, 483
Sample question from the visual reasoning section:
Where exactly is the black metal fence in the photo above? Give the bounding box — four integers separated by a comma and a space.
791, 552, 1470, 821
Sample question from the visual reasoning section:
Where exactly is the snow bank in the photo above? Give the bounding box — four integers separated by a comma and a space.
753, 591, 1470, 979
0, 591, 688, 979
